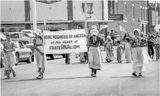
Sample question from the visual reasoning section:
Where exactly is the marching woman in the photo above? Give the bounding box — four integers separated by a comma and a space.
131, 29, 144, 77
34, 29, 45, 79
104, 36, 113, 63
3, 34, 17, 79
88, 29, 103, 77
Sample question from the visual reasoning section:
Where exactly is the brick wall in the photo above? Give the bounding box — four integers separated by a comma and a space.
108, 0, 148, 36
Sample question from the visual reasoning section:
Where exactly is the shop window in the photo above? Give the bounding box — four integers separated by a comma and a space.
140, 6, 143, 20
124, 2, 127, 20
132, 4, 135, 21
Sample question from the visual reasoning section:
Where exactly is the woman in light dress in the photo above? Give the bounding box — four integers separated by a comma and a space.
104, 36, 113, 62
123, 33, 132, 63
3, 34, 17, 79
124, 38, 132, 63
88, 29, 103, 77
131, 29, 149, 77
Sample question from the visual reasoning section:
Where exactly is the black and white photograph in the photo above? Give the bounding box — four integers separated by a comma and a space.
0, 0, 160, 96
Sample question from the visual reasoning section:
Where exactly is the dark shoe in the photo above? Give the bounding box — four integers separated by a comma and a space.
92, 74, 96, 77
13, 72, 16, 77
91, 72, 94, 77
36, 74, 43, 80
132, 73, 137, 77
139, 73, 143, 77
5, 70, 11, 79
126, 61, 131, 63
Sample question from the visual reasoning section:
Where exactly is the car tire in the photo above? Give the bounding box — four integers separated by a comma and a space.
50, 55, 54, 60
15, 53, 19, 65
27, 54, 32, 63
62, 54, 65, 58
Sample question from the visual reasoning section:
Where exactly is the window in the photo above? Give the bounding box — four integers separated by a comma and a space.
140, 6, 143, 20
132, 4, 135, 20
10, 33, 19, 38
19, 42, 24, 48
143, 7, 146, 21
115, 0, 118, 14
124, 2, 127, 20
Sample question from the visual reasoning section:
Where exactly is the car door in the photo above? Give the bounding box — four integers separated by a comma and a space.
18, 41, 30, 59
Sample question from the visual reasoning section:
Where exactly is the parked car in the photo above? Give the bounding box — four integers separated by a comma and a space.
21, 30, 35, 39
6, 32, 33, 43
13, 40, 33, 64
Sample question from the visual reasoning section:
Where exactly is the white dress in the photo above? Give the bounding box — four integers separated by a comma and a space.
124, 42, 131, 62
3, 41, 16, 72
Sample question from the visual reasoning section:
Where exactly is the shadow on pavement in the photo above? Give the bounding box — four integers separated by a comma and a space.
111, 76, 144, 78
7, 76, 92, 82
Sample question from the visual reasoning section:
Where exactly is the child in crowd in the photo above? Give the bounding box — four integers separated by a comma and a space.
117, 40, 124, 63
124, 38, 132, 63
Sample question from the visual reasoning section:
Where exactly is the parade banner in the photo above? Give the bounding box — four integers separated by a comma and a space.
44, 29, 87, 54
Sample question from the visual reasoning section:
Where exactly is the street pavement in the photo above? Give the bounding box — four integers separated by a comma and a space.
1, 51, 160, 96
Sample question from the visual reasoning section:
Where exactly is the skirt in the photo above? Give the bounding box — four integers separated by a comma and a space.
132, 47, 144, 73
88, 47, 102, 70
34, 49, 46, 68
3, 52, 16, 71
142, 47, 151, 64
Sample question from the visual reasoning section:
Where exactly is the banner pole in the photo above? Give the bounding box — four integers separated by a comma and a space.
42, 19, 46, 70
33, 0, 37, 32
33, 0, 37, 65
84, 1, 89, 52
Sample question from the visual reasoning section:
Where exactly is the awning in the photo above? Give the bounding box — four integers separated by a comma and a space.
1, 20, 73, 25
73, 20, 113, 23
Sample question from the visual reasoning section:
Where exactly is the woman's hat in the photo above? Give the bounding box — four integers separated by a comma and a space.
91, 25, 98, 30
34, 29, 42, 37
107, 36, 111, 40
91, 29, 99, 36
133, 28, 140, 35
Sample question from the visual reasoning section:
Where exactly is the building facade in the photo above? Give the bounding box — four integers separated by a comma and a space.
1, 0, 105, 31
1, 0, 149, 36
148, 2, 160, 32
107, 0, 148, 36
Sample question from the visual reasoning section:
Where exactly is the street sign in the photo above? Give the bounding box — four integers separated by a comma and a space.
108, 14, 123, 20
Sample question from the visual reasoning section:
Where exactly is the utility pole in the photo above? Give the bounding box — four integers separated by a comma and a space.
33, 0, 37, 31
84, 1, 88, 35
147, 0, 150, 33
155, 0, 157, 26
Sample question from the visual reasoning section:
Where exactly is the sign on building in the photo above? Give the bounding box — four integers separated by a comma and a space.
108, 14, 124, 20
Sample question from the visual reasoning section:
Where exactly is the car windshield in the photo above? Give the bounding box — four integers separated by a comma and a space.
10, 33, 20, 38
